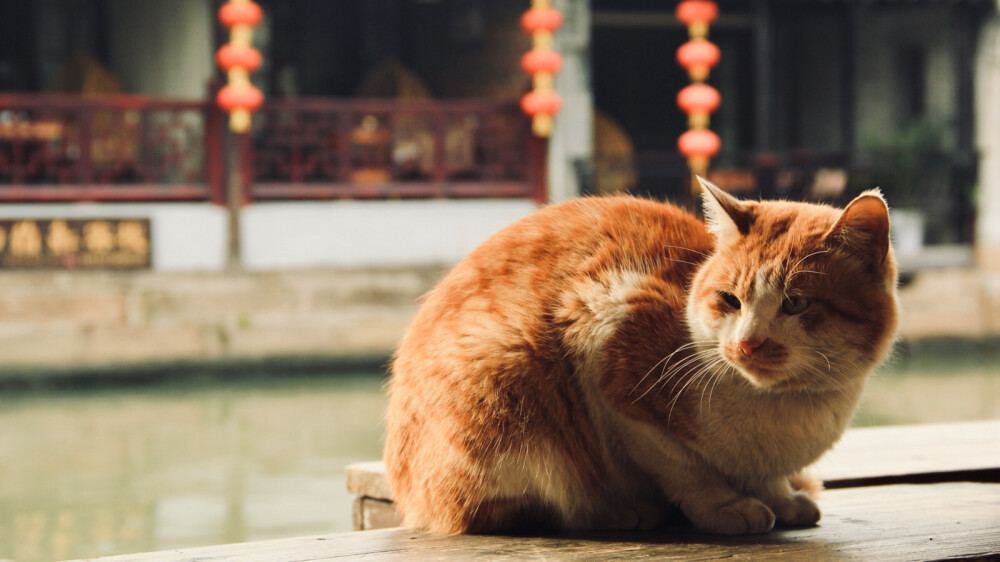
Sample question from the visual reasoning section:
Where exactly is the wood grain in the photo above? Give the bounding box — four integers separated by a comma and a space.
75, 483, 1000, 561
814, 420, 1000, 486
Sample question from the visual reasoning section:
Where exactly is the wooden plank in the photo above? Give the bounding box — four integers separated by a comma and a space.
355, 497, 404, 531
73, 483, 1000, 561
814, 420, 1000, 487
345, 460, 394, 501
345, 420, 1000, 504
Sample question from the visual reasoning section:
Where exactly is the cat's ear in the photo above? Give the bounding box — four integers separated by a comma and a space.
698, 175, 753, 247
824, 189, 891, 265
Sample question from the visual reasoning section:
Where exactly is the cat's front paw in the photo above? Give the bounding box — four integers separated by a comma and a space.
691, 497, 775, 535
771, 492, 821, 527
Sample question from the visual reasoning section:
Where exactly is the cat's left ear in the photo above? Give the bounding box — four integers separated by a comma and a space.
698, 175, 754, 247
824, 189, 891, 266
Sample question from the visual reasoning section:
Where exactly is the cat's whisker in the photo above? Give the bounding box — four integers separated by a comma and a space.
662, 244, 712, 259
663, 257, 701, 267
654, 356, 707, 401
697, 358, 733, 417
786, 269, 825, 283
629, 354, 674, 399
796, 345, 834, 373
630, 341, 714, 402
656, 349, 719, 395
810, 349, 832, 372
653, 345, 716, 385
791, 249, 830, 271
799, 361, 854, 397
706, 362, 736, 413
667, 356, 728, 424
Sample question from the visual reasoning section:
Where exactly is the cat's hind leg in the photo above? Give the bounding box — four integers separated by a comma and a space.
572, 497, 667, 531
464, 496, 563, 535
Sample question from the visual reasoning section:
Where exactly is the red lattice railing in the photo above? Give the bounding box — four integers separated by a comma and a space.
244, 98, 546, 202
0, 94, 224, 203
0, 94, 545, 204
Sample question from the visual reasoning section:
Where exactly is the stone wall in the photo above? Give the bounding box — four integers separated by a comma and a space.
0, 267, 445, 371
0, 266, 994, 374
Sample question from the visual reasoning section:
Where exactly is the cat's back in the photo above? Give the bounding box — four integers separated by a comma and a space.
428, 195, 709, 305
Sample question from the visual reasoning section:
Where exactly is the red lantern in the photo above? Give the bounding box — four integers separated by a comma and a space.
521, 50, 563, 75
676, 39, 720, 82
676, 1, 718, 31
217, 1, 264, 133
676, 2, 721, 183
677, 83, 721, 129
678, 128, 721, 159
677, 83, 721, 114
521, 8, 563, 33
217, 84, 264, 113
521, 90, 562, 116
521, 1, 563, 137
216, 44, 262, 72
219, 1, 263, 27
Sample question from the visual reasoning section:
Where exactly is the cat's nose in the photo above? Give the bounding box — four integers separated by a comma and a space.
738, 339, 763, 357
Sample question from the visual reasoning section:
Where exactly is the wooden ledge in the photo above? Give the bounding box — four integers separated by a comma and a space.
815, 420, 1000, 488
347, 420, 1000, 503
76, 482, 1000, 561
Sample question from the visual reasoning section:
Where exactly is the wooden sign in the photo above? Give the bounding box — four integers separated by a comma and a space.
0, 218, 151, 269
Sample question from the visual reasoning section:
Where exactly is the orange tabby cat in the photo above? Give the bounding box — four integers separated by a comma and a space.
384, 177, 898, 535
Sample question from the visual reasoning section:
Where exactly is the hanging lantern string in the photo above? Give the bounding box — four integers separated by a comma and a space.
520, 0, 563, 137
216, 0, 264, 134
675, 1, 720, 185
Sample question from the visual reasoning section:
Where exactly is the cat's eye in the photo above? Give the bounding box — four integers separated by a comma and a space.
719, 292, 741, 310
782, 296, 811, 315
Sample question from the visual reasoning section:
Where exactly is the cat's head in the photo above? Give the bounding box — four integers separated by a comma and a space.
686, 177, 899, 392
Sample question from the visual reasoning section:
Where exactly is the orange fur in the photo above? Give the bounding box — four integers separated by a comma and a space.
384, 179, 898, 535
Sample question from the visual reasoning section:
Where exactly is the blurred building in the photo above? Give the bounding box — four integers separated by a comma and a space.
0, 0, 997, 271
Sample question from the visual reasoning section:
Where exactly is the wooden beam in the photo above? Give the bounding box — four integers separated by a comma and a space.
346, 420, 1000, 505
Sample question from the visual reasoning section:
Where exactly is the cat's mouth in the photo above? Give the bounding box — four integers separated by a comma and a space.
722, 345, 791, 388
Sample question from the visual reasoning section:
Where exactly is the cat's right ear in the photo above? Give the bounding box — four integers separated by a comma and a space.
697, 176, 753, 247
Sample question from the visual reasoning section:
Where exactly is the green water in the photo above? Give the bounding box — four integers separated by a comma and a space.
0, 353, 997, 561
0, 374, 386, 561
855, 349, 1000, 426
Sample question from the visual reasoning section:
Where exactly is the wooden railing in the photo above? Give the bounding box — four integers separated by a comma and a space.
0, 93, 224, 203
244, 98, 546, 202
0, 94, 546, 204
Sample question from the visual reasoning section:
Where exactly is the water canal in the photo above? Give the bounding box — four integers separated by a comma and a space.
0, 347, 996, 561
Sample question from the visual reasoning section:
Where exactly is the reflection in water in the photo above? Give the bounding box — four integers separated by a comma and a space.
854, 353, 1000, 426
0, 352, 997, 560
0, 374, 385, 562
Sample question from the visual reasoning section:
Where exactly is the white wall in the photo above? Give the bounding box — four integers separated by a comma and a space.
548, 0, 593, 202
107, 0, 214, 98
0, 200, 545, 272
0, 203, 228, 272
240, 199, 539, 270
